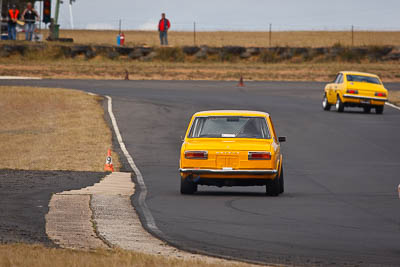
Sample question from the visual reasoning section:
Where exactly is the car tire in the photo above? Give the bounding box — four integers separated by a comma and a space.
266, 176, 280, 196
180, 176, 197, 195
375, 105, 384, 114
322, 94, 331, 111
363, 106, 371, 113
279, 165, 284, 194
336, 96, 344, 112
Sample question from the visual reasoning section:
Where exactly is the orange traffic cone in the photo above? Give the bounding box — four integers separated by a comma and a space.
238, 75, 244, 87
104, 149, 114, 172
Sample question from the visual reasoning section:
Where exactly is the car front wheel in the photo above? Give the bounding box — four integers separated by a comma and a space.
180, 176, 197, 194
375, 105, 384, 114
322, 94, 331, 111
336, 96, 344, 112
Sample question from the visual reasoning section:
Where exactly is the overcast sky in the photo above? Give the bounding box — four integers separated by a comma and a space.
37, 0, 400, 31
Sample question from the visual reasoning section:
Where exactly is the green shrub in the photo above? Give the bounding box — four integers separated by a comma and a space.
340, 48, 362, 62
218, 52, 236, 62
156, 47, 185, 62
259, 50, 280, 63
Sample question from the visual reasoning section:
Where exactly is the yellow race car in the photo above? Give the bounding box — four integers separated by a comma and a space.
322, 71, 388, 114
179, 110, 286, 196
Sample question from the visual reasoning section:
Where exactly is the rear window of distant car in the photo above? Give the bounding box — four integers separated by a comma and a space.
346, 75, 381, 85
188, 116, 271, 139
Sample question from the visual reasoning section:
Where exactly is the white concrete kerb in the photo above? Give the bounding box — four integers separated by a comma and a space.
0, 76, 42, 80
386, 102, 400, 111
105, 95, 161, 235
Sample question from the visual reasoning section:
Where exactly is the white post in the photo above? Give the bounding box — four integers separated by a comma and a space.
69, 2, 74, 29
398, 184, 400, 199
0, 0, 3, 23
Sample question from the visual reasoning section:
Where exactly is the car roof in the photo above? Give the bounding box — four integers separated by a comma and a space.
340, 71, 379, 78
193, 110, 270, 117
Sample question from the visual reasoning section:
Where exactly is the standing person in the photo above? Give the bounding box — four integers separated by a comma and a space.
158, 13, 170, 46
21, 2, 39, 41
7, 4, 19, 40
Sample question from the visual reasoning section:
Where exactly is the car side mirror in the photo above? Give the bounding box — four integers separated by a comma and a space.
278, 136, 286, 143
180, 136, 184, 142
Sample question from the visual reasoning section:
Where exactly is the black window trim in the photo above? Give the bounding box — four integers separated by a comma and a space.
187, 115, 272, 140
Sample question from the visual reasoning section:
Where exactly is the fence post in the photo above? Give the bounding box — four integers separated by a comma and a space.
193, 21, 196, 46
0, 0, 2, 27
269, 23, 272, 47
351, 25, 354, 46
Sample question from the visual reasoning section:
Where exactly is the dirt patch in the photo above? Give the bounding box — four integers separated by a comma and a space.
0, 169, 104, 245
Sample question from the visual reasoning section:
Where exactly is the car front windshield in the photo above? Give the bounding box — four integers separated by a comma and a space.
346, 75, 381, 85
188, 116, 270, 139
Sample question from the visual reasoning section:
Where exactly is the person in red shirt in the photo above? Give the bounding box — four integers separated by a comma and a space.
158, 13, 170, 46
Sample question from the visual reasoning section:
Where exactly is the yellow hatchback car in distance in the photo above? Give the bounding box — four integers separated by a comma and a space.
179, 110, 286, 196
322, 71, 388, 114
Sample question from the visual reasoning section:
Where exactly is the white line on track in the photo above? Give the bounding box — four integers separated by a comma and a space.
0, 76, 42, 80
105, 96, 163, 237
386, 102, 400, 111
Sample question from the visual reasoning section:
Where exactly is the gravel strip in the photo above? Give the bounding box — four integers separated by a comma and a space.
46, 194, 107, 250
44, 172, 257, 265
45, 172, 134, 250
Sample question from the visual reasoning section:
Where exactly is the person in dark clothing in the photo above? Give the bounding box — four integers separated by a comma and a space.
7, 5, 19, 40
21, 2, 39, 41
158, 13, 170, 46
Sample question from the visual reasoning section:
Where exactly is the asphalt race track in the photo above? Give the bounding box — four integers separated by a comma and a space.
1, 79, 400, 266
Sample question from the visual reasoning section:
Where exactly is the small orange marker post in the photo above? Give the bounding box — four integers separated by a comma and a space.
104, 149, 114, 172
124, 69, 129, 80
238, 75, 244, 87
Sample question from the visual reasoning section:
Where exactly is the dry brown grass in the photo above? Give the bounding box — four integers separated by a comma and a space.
1, 59, 400, 82
0, 244, 256, 267
50, 29, 400, 47
0, 86, 120, 171
389, 90, 400, 106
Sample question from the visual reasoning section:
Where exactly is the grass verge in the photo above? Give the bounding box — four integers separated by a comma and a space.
0, 86, 120, 171
0, 244, 253, 267
1, 60, 400, 82
389, 90, 400, 106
